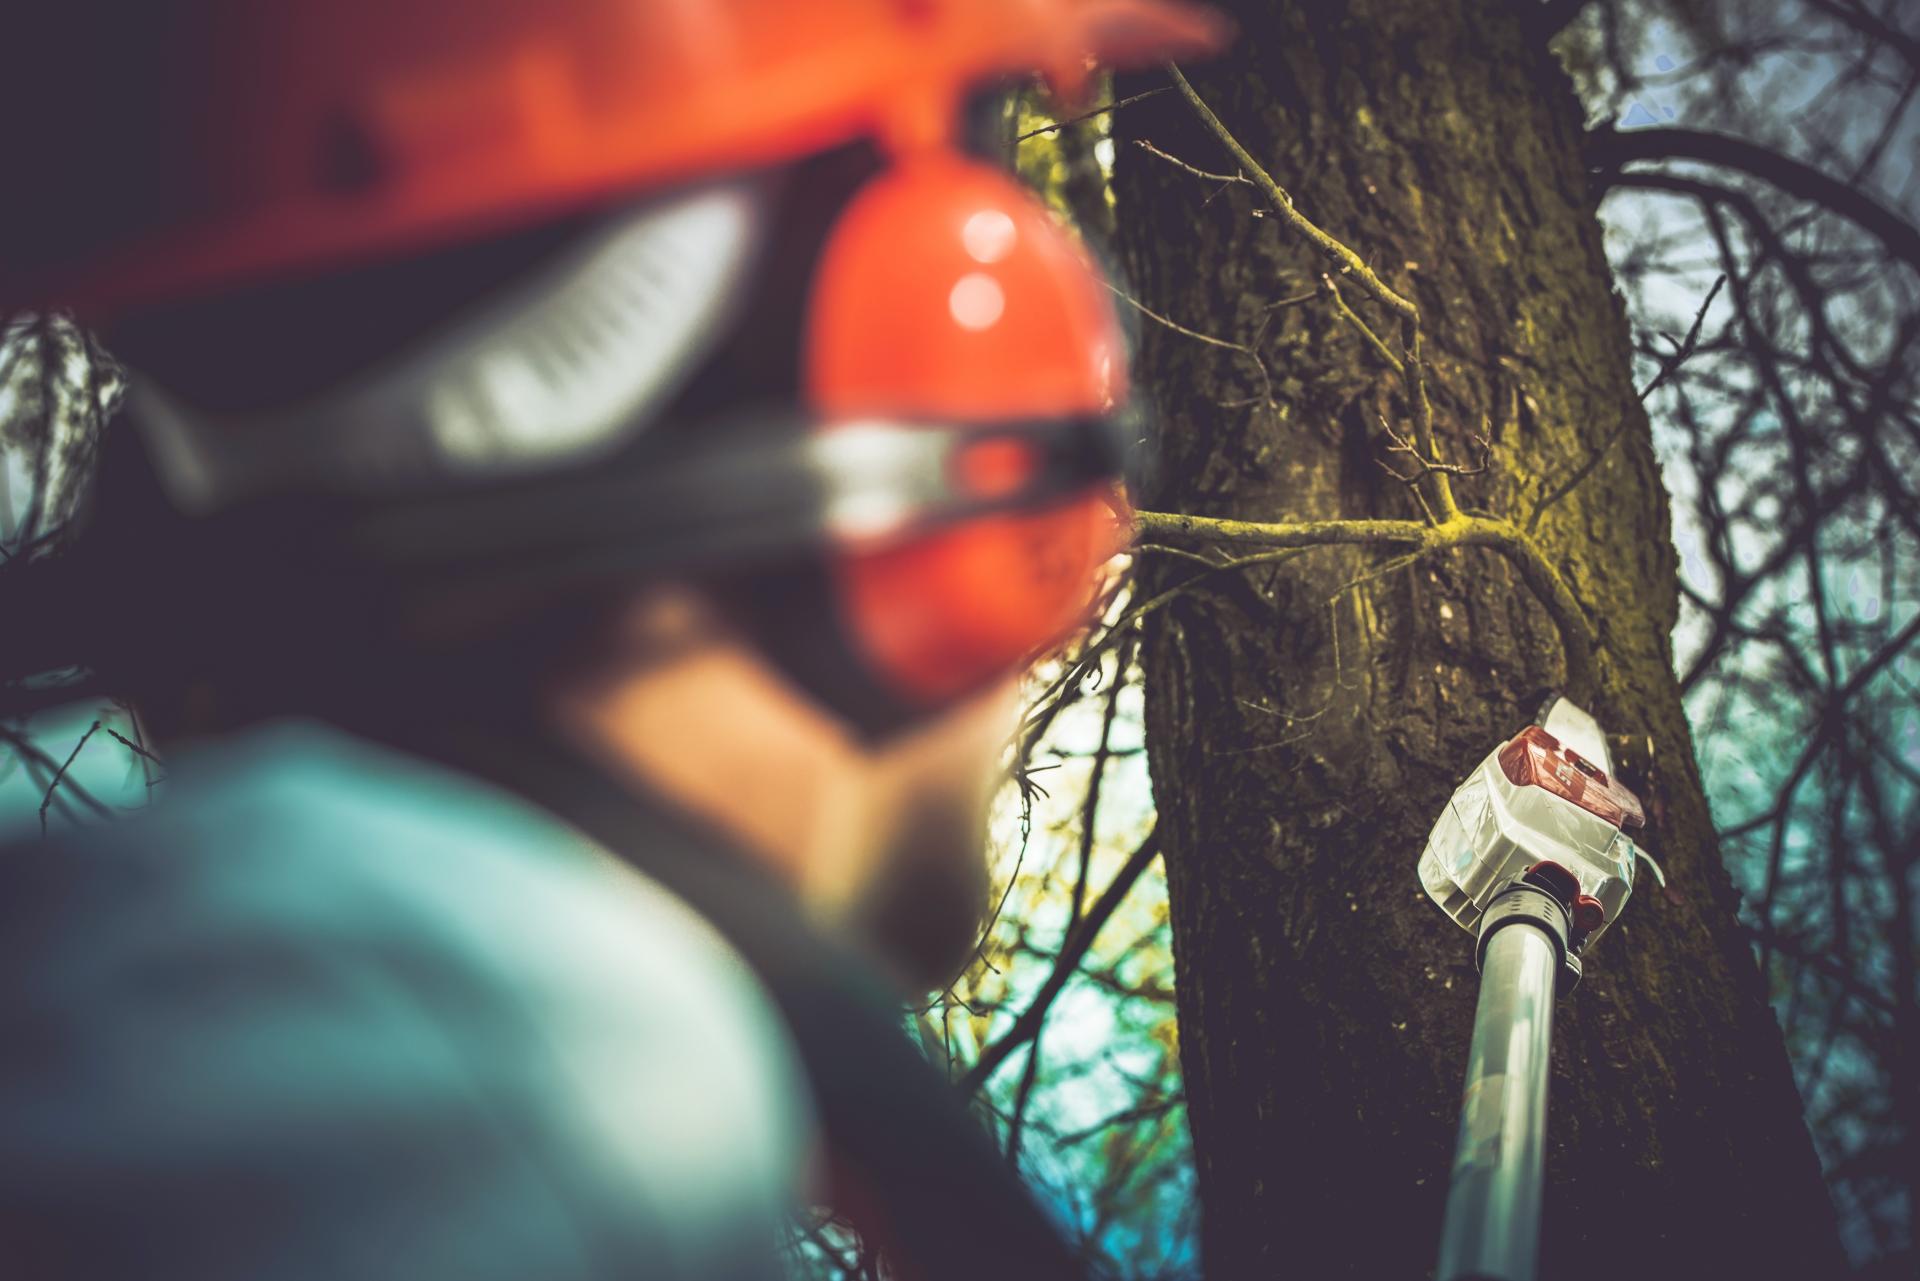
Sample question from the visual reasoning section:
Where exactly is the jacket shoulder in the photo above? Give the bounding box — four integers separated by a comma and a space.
0, 722, 809, 1281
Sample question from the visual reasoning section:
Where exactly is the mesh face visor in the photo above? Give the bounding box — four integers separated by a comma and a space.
122, 181, 775, 515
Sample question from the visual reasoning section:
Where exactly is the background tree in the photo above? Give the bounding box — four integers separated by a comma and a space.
1106, 0, 1844, 1277
1576, 3, 1920, 1263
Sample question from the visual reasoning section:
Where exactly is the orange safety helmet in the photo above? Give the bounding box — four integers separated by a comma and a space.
10, 0, 1228, 721
14, 0, 1225, 318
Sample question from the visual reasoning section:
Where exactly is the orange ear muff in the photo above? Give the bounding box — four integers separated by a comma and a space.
836, 495, 1124, 705
806, 152, 1128, 708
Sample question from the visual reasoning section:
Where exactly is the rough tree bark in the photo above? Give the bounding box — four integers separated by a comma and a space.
1109, 2, 1846, 1277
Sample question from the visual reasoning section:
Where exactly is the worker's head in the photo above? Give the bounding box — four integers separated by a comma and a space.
3, 0, 1225, 988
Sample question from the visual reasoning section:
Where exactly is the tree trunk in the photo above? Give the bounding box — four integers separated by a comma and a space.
1110, 2, 1845, 1277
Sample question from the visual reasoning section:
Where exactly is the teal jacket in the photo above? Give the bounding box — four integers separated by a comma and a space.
0, 722, 811, 1279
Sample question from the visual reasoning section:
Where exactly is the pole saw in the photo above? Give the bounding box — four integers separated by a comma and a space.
1419, 695, 1651, 1281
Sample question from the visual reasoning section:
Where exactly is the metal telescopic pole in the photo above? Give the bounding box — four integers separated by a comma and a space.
1435, 886, 1570, 1281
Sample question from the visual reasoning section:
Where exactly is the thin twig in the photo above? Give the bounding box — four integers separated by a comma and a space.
1378, 416, 1491, 484
1166, 65, 1459, 520
1323, 273, 1404, 375
1015, 86, 1170, 142
1528, 273, 1724, 532
1132, 138, 1252, 188
1107, 283, 1275, 407
1168, 65, 1417, 319
960, 828, 1162, 1095
39, 720, 101, 836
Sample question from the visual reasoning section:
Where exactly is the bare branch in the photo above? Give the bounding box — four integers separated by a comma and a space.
960, 828, 1162, 1095
38, 720, 101, 836
1589, 125, 1920, 271
1015, 86, 1170, 143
